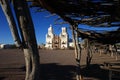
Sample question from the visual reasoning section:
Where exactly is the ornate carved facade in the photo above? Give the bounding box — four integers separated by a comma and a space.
45, 25, 68, 49
52, 35, 61, 49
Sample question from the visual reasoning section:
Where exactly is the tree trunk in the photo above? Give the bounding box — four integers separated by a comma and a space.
109, 45, 114, 57
85, 39, 93, 68
71, 24, 83, 80
71, 25, 78, 59
12, 0, 40, 80
0, 0, 21, 47
75, 29, 82, 80
0, 0, 40, 80
113, 45, 118, 60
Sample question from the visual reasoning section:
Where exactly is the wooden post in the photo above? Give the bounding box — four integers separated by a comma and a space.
71, 25, 78, 59
85, 39, 93, 68
109, 45, 114, 57
75, 29, 82, 80
12, 0, 40, 80
0, 0, 21, 47
71, 24, 83, 80
114, 45, 118, 60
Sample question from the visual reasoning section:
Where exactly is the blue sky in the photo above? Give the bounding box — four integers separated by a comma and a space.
0, 6, 71, 44
0, 4, 119, 44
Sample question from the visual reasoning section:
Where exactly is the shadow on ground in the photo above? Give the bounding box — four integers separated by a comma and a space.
0, 63, 115, 80
81, 64, 109, 80
0, 77, 5, 80
39, 63, 112, 80
4, 63, 118, 80
40, 63, 76, 80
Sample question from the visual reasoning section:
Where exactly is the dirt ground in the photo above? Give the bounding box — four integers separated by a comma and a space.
0, 49, 119, 80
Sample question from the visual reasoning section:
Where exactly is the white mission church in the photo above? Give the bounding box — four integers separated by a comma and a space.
45, 25, 69, 49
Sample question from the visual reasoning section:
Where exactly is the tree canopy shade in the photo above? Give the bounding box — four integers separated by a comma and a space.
29, 0, 120, 25
29, 0, 120, 44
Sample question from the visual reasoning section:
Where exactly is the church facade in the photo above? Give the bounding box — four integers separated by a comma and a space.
45, 25, 69, 49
